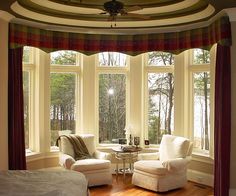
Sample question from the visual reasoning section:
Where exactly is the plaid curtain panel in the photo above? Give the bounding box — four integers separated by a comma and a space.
9, 16, 231, 55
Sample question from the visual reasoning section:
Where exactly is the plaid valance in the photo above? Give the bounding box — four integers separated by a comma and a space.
9, 16, 231, 56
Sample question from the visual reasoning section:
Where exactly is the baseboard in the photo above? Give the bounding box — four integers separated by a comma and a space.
187, 169, 214, 187
229, 189, 236, 196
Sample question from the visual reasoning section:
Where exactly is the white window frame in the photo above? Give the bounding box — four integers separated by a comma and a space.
95, 52, 130, 146
188, 47, 216, 157
49, 52, 81, 151
143, 53, 174, 147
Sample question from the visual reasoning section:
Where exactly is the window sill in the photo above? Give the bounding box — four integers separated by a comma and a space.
26, 151, 60, 162
97, 145, 159, 153
50, 146, 59, 152
97, 145, 213, 164
26, 152, 44, 162
192, 153, 214, 164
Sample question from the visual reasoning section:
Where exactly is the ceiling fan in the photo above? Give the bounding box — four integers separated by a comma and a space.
99, 0, 150, 26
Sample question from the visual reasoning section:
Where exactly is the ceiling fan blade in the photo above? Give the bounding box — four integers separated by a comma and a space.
126, 13, 150, 20
124, 5, 142, 12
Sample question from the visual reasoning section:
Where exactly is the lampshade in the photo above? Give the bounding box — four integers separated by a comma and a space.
124, 124, 132, 135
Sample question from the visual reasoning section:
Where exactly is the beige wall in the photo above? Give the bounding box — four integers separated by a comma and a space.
27, 157, 59, 170
0, 18, 8, 170
189, 159, 213, 174
230, 21, 236, 189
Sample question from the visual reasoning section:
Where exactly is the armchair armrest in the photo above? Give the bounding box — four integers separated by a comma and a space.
162, 157, 191, 172
94, 150, 112, 161
59, 153, 76, 169
138, 152, 160, 160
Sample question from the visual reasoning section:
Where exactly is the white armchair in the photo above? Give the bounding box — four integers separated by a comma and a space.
58, 134, 112, 187
132, 134, 193, 192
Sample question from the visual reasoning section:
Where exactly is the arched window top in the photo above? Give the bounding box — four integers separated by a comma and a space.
98, 52, 127, 67
148, 51, 174, 66
50, 50, 79, 66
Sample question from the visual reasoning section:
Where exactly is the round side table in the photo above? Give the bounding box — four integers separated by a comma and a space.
112, 146, 142, 179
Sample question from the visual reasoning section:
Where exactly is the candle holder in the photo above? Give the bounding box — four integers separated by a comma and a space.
134, 137, 140, 147
129, 134, 133, 145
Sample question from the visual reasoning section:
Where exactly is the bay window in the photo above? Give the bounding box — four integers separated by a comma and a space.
22, 46, 215, 159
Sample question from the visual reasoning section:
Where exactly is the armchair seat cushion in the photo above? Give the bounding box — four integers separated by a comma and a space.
71, 159, 111, 172
134, 160, 167, 175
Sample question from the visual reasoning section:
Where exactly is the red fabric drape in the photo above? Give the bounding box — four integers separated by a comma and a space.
214, 44, 231, 196
8, 47, 26, 170
8, 16, 231, 56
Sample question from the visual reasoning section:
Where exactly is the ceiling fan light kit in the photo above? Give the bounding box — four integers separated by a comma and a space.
101, 0, 147, 27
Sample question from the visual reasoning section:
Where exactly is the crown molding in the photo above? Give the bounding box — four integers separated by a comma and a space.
9, 8, 232, 35
225, 8, 236, 22
0, 11, 15, 22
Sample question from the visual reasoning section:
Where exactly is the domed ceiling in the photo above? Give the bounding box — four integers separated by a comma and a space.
1, 0, 236, 30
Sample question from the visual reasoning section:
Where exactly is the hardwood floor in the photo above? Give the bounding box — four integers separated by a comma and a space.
89, 174, 214, 196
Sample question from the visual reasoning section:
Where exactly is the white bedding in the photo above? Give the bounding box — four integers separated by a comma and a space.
0, 170, 88, 196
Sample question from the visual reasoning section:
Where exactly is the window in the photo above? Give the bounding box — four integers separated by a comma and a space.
148, 73, 174, 144
146, 52, 174, 144
51, 50, 77, 66
148, 51, 174, 66
190, 49, 212, 154
23, 71, 30, 149
97, 52, 128, 144
98, 74, 126, 143
193, 72, 210, 151
50, 73, 77, 146
98, 52, 127, 67
193, 49, 210, 64
23, 46, 215, 160
50, 50, 80, 148
22, 46, 35, 153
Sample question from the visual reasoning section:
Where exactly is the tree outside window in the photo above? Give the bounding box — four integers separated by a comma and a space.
51, 50, 77, 66
99, 52, 127, 67
192, 49, 211, 151
99, 74, 126, 143
50, 73, 76, 146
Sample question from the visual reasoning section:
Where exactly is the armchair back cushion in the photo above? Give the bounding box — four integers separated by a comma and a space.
159, 135, 190, 162
60, 134, 96, 158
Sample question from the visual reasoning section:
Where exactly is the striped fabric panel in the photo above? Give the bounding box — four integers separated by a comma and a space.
9, 16, 231, 55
